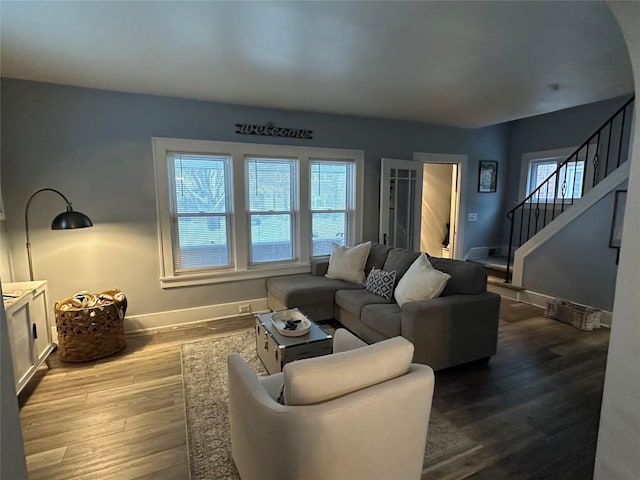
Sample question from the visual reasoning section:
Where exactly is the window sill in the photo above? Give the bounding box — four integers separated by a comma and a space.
159, 263, 311, 289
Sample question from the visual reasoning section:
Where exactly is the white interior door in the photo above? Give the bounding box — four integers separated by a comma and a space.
379, 158, 423, 250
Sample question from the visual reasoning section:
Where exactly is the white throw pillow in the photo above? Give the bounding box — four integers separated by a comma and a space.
325, 241, 371, 284
394, 253, 451, 307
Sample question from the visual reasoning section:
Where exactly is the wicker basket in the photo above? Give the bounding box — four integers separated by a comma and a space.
55, 289, 127, 362
544, 299, 601, 331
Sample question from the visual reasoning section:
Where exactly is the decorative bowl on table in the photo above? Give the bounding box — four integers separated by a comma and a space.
270, 309, 312, 337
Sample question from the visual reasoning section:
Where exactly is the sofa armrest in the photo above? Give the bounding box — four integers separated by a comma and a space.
310, 259, 330, 276
400, 292, 501, 370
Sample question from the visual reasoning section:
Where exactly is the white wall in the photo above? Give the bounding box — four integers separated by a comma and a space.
595, 2, 640, 479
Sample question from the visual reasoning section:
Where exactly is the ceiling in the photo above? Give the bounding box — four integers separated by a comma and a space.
0, 1, 634, 128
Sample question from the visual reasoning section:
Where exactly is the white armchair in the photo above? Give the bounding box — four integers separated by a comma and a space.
227, 329, 435, 480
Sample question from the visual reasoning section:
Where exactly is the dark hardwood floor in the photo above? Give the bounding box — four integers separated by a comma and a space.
18, 299, 609, 479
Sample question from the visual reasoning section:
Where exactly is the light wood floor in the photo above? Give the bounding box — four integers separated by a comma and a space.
19, 300, 609, 480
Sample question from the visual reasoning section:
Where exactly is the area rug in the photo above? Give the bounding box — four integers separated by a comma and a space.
181, 329, 480, 480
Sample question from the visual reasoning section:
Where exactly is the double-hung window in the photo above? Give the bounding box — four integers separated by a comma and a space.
247, 157, 297, 263
153, 138, 363, 287
523, 147, 588, 203
310, 160, 354, 256
169, 154, 232, 272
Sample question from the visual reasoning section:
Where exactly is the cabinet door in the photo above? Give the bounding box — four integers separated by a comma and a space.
7, 303, 34, 390
30, 289, 51, 362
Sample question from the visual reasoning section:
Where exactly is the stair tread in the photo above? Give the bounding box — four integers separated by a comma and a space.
470, 256, 510, 272
487, 276, 525, 291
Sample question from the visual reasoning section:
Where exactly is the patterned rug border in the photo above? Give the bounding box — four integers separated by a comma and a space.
181, 328, 481, 480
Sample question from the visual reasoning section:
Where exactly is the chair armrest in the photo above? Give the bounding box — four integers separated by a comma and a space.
333, 328, 368, 353
310, 259, 329, 276
401, 292, 501, 370
227, 353, 283, 410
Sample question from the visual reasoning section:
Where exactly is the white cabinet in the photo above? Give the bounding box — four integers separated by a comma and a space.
3, 281, 55, 394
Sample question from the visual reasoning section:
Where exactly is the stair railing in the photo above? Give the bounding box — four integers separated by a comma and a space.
505, 96, 635, 283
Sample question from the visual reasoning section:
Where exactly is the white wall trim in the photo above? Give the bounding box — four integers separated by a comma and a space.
123, 297, 269, 334
512, 160, 630, 285
488, 287, 612, 327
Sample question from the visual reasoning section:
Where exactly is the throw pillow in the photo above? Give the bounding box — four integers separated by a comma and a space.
394, 253, 451, 307
365, 268, 396, 300
325, 241, 372, 284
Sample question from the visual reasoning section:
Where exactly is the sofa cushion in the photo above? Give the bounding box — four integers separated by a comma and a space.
335, 289, 394, 318
361, 303, 402, 339
429, 257, 487, 295
283, 336, 414, 405
267, 274, 363, 307
365, 268, 396, 300
394, 254, 451, 307
326, 241, 371, 284
382, 248, 421, 286
364, 242, 394, 276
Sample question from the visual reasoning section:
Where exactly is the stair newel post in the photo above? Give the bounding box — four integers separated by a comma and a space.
506, 210, 515, 284
518, 202, 525, 248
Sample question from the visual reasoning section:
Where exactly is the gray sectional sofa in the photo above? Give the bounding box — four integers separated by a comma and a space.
266, 242, 501, 370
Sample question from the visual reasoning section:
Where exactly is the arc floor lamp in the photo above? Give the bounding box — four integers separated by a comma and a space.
25, 188, 93, 281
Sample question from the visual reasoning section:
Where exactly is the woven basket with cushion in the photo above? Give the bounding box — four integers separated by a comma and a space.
55, 288, 127, 362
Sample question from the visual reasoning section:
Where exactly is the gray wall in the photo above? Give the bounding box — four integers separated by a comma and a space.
502, 94, 633, 310
523, 183, 626, 311
504, 94, 633, 217
0, 79, 508, 317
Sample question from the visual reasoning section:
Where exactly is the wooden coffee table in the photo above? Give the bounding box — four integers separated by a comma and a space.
255, 308, 333, 375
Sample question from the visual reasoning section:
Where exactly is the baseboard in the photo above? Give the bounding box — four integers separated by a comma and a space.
124, 298, 270, 334
493, 288, 612, 327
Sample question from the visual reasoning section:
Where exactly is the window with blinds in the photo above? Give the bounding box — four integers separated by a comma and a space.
153, 138, 364, 287
247, 157, 297, 263
527, 157, 584, 201
310, 160, 353, 256
169, 154, 232, 271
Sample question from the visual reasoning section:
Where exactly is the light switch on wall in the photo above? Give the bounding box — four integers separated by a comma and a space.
468, 213, 478, 222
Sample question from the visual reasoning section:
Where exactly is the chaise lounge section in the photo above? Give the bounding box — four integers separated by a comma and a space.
266, 242, 501, 370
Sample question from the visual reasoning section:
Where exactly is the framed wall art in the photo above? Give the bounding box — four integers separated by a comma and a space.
478, 160, 498, 193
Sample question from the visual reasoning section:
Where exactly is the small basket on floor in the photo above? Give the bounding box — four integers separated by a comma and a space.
544, 299, 601, 331
55, 288, 127, 362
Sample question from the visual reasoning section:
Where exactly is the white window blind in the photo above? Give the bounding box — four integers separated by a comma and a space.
527, 158, 585, 201
154, 138, 364, 287
169, 154, 232, 271
247, 157, 297, 264
310, 160, 353, 256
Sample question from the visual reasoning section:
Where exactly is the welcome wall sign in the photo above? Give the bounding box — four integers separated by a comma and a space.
235, 121, 313, 140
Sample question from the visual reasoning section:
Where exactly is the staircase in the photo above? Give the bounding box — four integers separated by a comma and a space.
505, 96, 635, 284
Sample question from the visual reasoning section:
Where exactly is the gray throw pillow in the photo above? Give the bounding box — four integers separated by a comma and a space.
365, 268, 396, 300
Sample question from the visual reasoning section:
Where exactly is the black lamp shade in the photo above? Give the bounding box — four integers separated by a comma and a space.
51, 210, 93, 230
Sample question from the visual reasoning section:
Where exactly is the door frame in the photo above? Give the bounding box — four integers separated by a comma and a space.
413, 152, 466, 260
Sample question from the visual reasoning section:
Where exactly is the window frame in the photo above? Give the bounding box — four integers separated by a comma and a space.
153, 137, 364, 288
168, 153, 234, 273
520, 146, 593, 204
309, 159, 355, 257
246, 156, 299, 265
